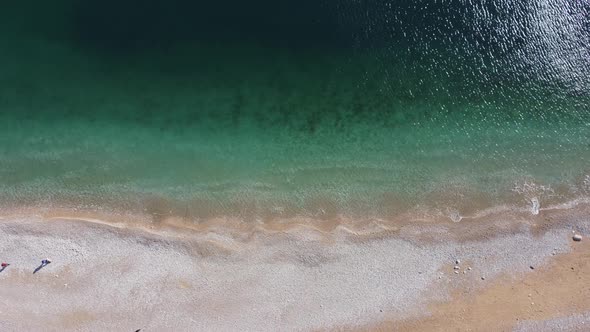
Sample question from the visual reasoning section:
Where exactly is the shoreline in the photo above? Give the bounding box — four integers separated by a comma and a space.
1, 197, 589, 241
0, 207, 588, 330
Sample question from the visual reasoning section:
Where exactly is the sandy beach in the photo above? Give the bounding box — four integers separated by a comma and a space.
0, 203, 588, 331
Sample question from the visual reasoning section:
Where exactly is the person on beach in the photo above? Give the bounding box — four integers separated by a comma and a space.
33, 259, 52, 274
1, 262, 8, 268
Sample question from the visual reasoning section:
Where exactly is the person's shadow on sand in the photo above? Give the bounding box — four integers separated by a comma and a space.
0, 266, 7, 273
33, 261, 50, 274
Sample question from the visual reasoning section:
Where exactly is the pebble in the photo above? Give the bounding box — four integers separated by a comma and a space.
454, 265, 460, 270
467, 267, 472, 271
454, 271, 459, 274
462, 271, 467, 274
481, 276, 486, 280
455, 259, 461, 264
529, 266, 535, 270
573, 234, 583, 242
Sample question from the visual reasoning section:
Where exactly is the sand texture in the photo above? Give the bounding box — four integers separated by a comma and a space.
0, 209, 588, 331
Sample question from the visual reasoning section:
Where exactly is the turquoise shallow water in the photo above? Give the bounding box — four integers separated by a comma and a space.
1, 2, 589, 221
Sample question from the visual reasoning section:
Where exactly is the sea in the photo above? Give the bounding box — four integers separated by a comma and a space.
1, 0, 589, 225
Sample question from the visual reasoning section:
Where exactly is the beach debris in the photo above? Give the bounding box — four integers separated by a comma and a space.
529, 265, 535, 270
530, 197, 540, 215
573, 234, 583, 242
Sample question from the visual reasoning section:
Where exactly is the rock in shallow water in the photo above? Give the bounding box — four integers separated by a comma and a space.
573, 234, 583, 242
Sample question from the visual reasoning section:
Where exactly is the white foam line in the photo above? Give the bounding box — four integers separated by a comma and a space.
541, 197, 590, 211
